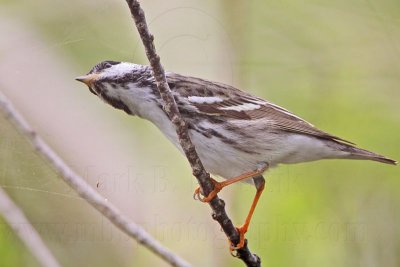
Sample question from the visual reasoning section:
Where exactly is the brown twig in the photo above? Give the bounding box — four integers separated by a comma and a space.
125, 1, 261, 266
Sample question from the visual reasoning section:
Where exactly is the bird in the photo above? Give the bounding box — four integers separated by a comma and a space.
76, 60, 397, 249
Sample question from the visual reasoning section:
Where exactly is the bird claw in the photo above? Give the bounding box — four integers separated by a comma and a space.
230, 246, 239, 257
192, 178, 222, 203
193, 187, 205, 201
229, 226, 246, 252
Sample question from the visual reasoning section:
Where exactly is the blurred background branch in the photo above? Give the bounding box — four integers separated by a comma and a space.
0, 186, 61, 267
0, 91, 192, 267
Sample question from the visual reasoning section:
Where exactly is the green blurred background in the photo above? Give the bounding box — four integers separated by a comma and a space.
0, 0, 399, 266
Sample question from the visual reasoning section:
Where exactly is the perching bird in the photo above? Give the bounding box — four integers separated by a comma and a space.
76, 60, 397, 249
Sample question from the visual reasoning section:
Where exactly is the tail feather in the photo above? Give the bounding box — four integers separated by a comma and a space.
342, 145, 397, 165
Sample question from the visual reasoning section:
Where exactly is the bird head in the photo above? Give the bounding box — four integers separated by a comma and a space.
76, 61, 130, 91
75, 61, 155, 115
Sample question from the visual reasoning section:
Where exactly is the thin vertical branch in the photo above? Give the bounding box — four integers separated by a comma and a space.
125, 1, 261, 266
0, 186, 61, 267
0, 91, 192, 267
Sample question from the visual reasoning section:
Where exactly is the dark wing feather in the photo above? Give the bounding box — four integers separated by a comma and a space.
205, 97, 352, 144
167, 72, 353, 144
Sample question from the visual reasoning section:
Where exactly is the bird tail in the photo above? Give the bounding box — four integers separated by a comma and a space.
340, 144, 397, 165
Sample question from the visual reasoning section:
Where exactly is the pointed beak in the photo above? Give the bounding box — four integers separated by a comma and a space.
75, 73, 100, 86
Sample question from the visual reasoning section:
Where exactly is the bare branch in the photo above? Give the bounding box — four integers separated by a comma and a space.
0, 186, 61, 267
125, 1, 261, 266
0, 91, 192, 267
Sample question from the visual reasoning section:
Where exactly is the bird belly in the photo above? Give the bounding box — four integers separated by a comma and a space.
190, 131, 344, 177
189, 130, 265, 181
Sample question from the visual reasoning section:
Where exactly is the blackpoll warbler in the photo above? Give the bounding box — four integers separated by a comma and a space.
76, 61, 396, 249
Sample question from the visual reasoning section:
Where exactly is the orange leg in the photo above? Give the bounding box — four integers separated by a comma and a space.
193, 163, 268, 202
232, 177, 265, 250
193, 164, 268, 251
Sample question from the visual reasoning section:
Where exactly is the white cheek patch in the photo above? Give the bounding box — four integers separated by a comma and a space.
219, 103, 261, 111
188, 96, 224, 104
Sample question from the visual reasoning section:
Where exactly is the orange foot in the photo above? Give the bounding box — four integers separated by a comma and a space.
230, 225, 247, 252
193, 164, 268, 203
193, 178, 222, 202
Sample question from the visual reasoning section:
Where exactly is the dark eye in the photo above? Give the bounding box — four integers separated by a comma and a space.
103, 62, 113, 69
102, 60, 120, 70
